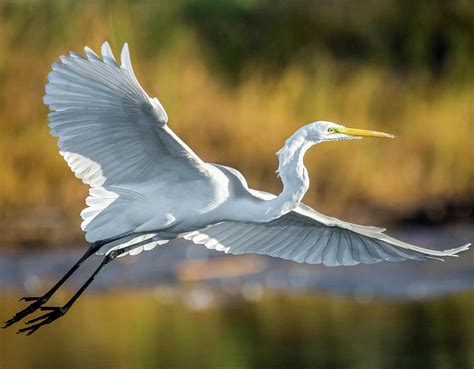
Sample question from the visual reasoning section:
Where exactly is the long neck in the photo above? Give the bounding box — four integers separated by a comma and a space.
260, 128, 314, 221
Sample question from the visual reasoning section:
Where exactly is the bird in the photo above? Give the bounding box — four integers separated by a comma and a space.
4, 42, 470, 335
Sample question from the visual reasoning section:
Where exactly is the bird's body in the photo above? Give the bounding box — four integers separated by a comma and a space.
97, 163, 258, 238
4, 42, 470, 334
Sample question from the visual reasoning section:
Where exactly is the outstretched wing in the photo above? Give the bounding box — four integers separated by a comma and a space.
45, 42, 214, 242
183, 203, 470, 266
45, 41, 209, 188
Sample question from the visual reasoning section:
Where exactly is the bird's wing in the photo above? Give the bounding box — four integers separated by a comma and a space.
45, 42, 210, 189
183, 202, 470, 266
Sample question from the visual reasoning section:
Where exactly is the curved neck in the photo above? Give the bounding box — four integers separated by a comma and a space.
260, 128, 315, 221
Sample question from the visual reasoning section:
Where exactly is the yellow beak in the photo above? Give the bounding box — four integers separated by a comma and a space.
335, 127, 395, 139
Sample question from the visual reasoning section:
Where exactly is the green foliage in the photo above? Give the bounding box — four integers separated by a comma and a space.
1, 292, 474, 368
182, 0, 474, 81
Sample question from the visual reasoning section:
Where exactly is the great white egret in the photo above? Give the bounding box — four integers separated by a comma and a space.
4, 42, 469, 335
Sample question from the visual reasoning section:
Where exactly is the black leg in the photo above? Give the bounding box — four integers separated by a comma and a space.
3, 232, 138, 329
17, 239, 151, 335
2, 243, 101, 329
91, 231, 135, 249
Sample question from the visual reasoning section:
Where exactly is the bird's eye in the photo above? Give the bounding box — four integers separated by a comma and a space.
327, 128, 336, 134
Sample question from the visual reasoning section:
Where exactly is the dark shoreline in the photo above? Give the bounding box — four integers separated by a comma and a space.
1, 195, 472, 250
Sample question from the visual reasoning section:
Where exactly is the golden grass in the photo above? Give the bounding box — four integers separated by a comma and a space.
0, 3, 472, 246
1, 48, 473, 215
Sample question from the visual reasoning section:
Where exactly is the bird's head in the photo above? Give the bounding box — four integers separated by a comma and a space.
306, 121, 395, 142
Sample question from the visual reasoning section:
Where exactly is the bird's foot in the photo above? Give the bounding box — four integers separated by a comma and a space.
17, 306, 69, 335
2, 295, 51, 329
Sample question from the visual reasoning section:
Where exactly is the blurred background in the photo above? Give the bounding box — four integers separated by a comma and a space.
0, 1, 473, 368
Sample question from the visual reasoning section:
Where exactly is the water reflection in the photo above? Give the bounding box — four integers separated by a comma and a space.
1, 291, 473, 369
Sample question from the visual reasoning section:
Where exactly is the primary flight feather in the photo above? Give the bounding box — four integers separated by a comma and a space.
4, 42, 470, 334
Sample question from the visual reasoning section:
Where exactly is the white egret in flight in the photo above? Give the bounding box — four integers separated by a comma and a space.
4, 42, 469, 334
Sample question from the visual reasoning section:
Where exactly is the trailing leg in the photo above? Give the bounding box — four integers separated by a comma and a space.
3, 242, 101, 329
17, 239, 150, 335
3, 232, 136, 329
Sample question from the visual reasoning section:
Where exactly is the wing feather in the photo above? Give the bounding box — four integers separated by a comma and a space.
183, 203, 470, 266
45, 41, 208, 189
305, 227, 329, 264
287, 227, 316, 262
45, 42, 211, 242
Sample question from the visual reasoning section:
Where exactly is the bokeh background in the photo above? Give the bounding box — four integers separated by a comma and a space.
0, 1, 473, 368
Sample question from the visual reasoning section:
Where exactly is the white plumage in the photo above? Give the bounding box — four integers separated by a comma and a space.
3, 41, 471, 335
45, 42, 470, 265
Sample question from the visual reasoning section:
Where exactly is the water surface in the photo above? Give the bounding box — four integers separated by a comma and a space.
1, 222, 473, 369
1, 291, 473, 369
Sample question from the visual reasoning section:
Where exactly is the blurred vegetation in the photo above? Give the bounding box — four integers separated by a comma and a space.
0, 0, 472, 246
1, 291, 474, 368
184, 0, 474, 81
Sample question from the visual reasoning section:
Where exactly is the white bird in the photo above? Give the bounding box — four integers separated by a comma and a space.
4, 42, 470, 334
